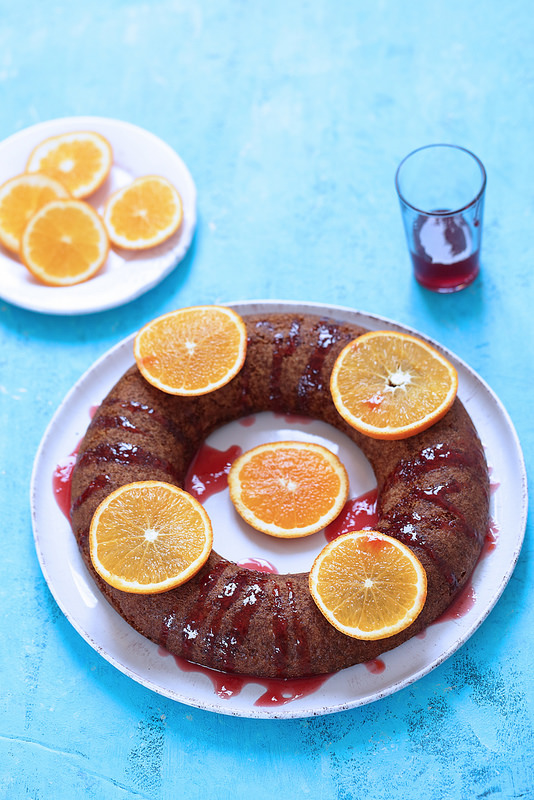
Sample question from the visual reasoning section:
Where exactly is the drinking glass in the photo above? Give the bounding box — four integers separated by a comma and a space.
395, 144, 486, 292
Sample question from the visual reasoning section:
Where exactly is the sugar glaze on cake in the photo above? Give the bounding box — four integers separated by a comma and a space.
70, 312, 490, 679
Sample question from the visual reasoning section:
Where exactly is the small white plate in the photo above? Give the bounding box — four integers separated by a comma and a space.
31, 301, 528, 718
0, 117, 196, 315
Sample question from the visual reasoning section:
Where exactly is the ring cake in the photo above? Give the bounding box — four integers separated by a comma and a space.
70, 311, 490, 678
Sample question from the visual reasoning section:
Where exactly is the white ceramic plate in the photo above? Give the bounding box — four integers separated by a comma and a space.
31, 301, 528, 718
0, 117, 196, 314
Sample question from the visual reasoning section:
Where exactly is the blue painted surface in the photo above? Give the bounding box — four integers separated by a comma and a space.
0, 1, 532, 798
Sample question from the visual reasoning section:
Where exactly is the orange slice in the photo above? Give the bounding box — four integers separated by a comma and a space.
26, 130, 112, 199
103, 175, 183, 249
228, 441, 349, 538
309, 530, 427, 640
330, 330, 458, 440
20, 199, 109, 286
0, 173, 70, 254
134, 305, 247, 396
89, 481, 213, 594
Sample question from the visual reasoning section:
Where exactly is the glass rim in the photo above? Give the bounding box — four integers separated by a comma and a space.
395, 143, 487, 216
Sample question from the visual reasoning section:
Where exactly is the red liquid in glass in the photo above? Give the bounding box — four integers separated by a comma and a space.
412, 250, 480, 292
411, 214, 479, 292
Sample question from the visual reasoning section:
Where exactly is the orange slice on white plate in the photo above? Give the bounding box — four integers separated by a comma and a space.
26, 130, 112, 199
103, 175, 183, 250
0, 173, 70, 254
20, 199, 109, 286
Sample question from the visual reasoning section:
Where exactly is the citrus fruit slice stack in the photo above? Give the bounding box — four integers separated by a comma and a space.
26, 130, 113, 199
330, 330, 458, 440
0, 173, 70, 253
20, 199, 109, 286
228, 441, 349, 538
103, 175, 183, 250
89, 481, 213, 594
309, 530, 427, 640
134, 305, 248, 396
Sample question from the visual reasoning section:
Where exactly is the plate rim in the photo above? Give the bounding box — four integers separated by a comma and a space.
30, 299, 528, 718
0, 115, 197, 315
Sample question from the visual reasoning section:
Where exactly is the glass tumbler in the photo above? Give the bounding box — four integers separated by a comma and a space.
395, 144, 487, 292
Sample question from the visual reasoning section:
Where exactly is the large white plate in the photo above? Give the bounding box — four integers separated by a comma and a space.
30, 301, 528, 718
0, 117, 196, 315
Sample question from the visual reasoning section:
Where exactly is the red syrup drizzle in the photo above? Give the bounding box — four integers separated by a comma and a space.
430, 517, 499, 627
434, 582, 477, 624
77, 442, 181, 481
213, 573, 271, 674
324, 488, 378, 542
391, 518, 499, 641
158, 648, 330, 706
237, 558, 278, 573
184, 443, 242, 501
239, 415, 256, 427
483, 518, 498, 556
269, 319, 302, 405
52, 444, 79, 519
160, 563, 322, 702
379, 443, 490, 590
273, 412, 314, 425
52, 407, 99, 519
296, 321, 345, 410
365, 659, 386, 674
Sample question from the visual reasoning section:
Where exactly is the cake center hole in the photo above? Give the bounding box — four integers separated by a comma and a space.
185, 411, 377, 574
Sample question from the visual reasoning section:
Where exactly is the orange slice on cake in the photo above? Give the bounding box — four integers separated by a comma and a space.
330, 330, 458, 440
309, 530, 427, 640
20, 199, 109, 286
134, 305, 247, 396
26, 130, 112, 199
228, 441, 349, 538
103, 175, 183, 249
0, 173, 70, 254
89, 481, 213, 594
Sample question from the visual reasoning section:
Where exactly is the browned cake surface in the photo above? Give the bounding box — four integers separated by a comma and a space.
70, 312, 490, 678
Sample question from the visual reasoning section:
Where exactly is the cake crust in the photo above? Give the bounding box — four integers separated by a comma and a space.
70, 312, 490, 678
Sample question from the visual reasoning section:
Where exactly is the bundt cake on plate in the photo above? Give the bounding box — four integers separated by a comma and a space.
69, 308, 490, 679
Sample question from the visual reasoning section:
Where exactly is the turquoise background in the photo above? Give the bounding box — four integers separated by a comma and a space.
1, 1, 532, 798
